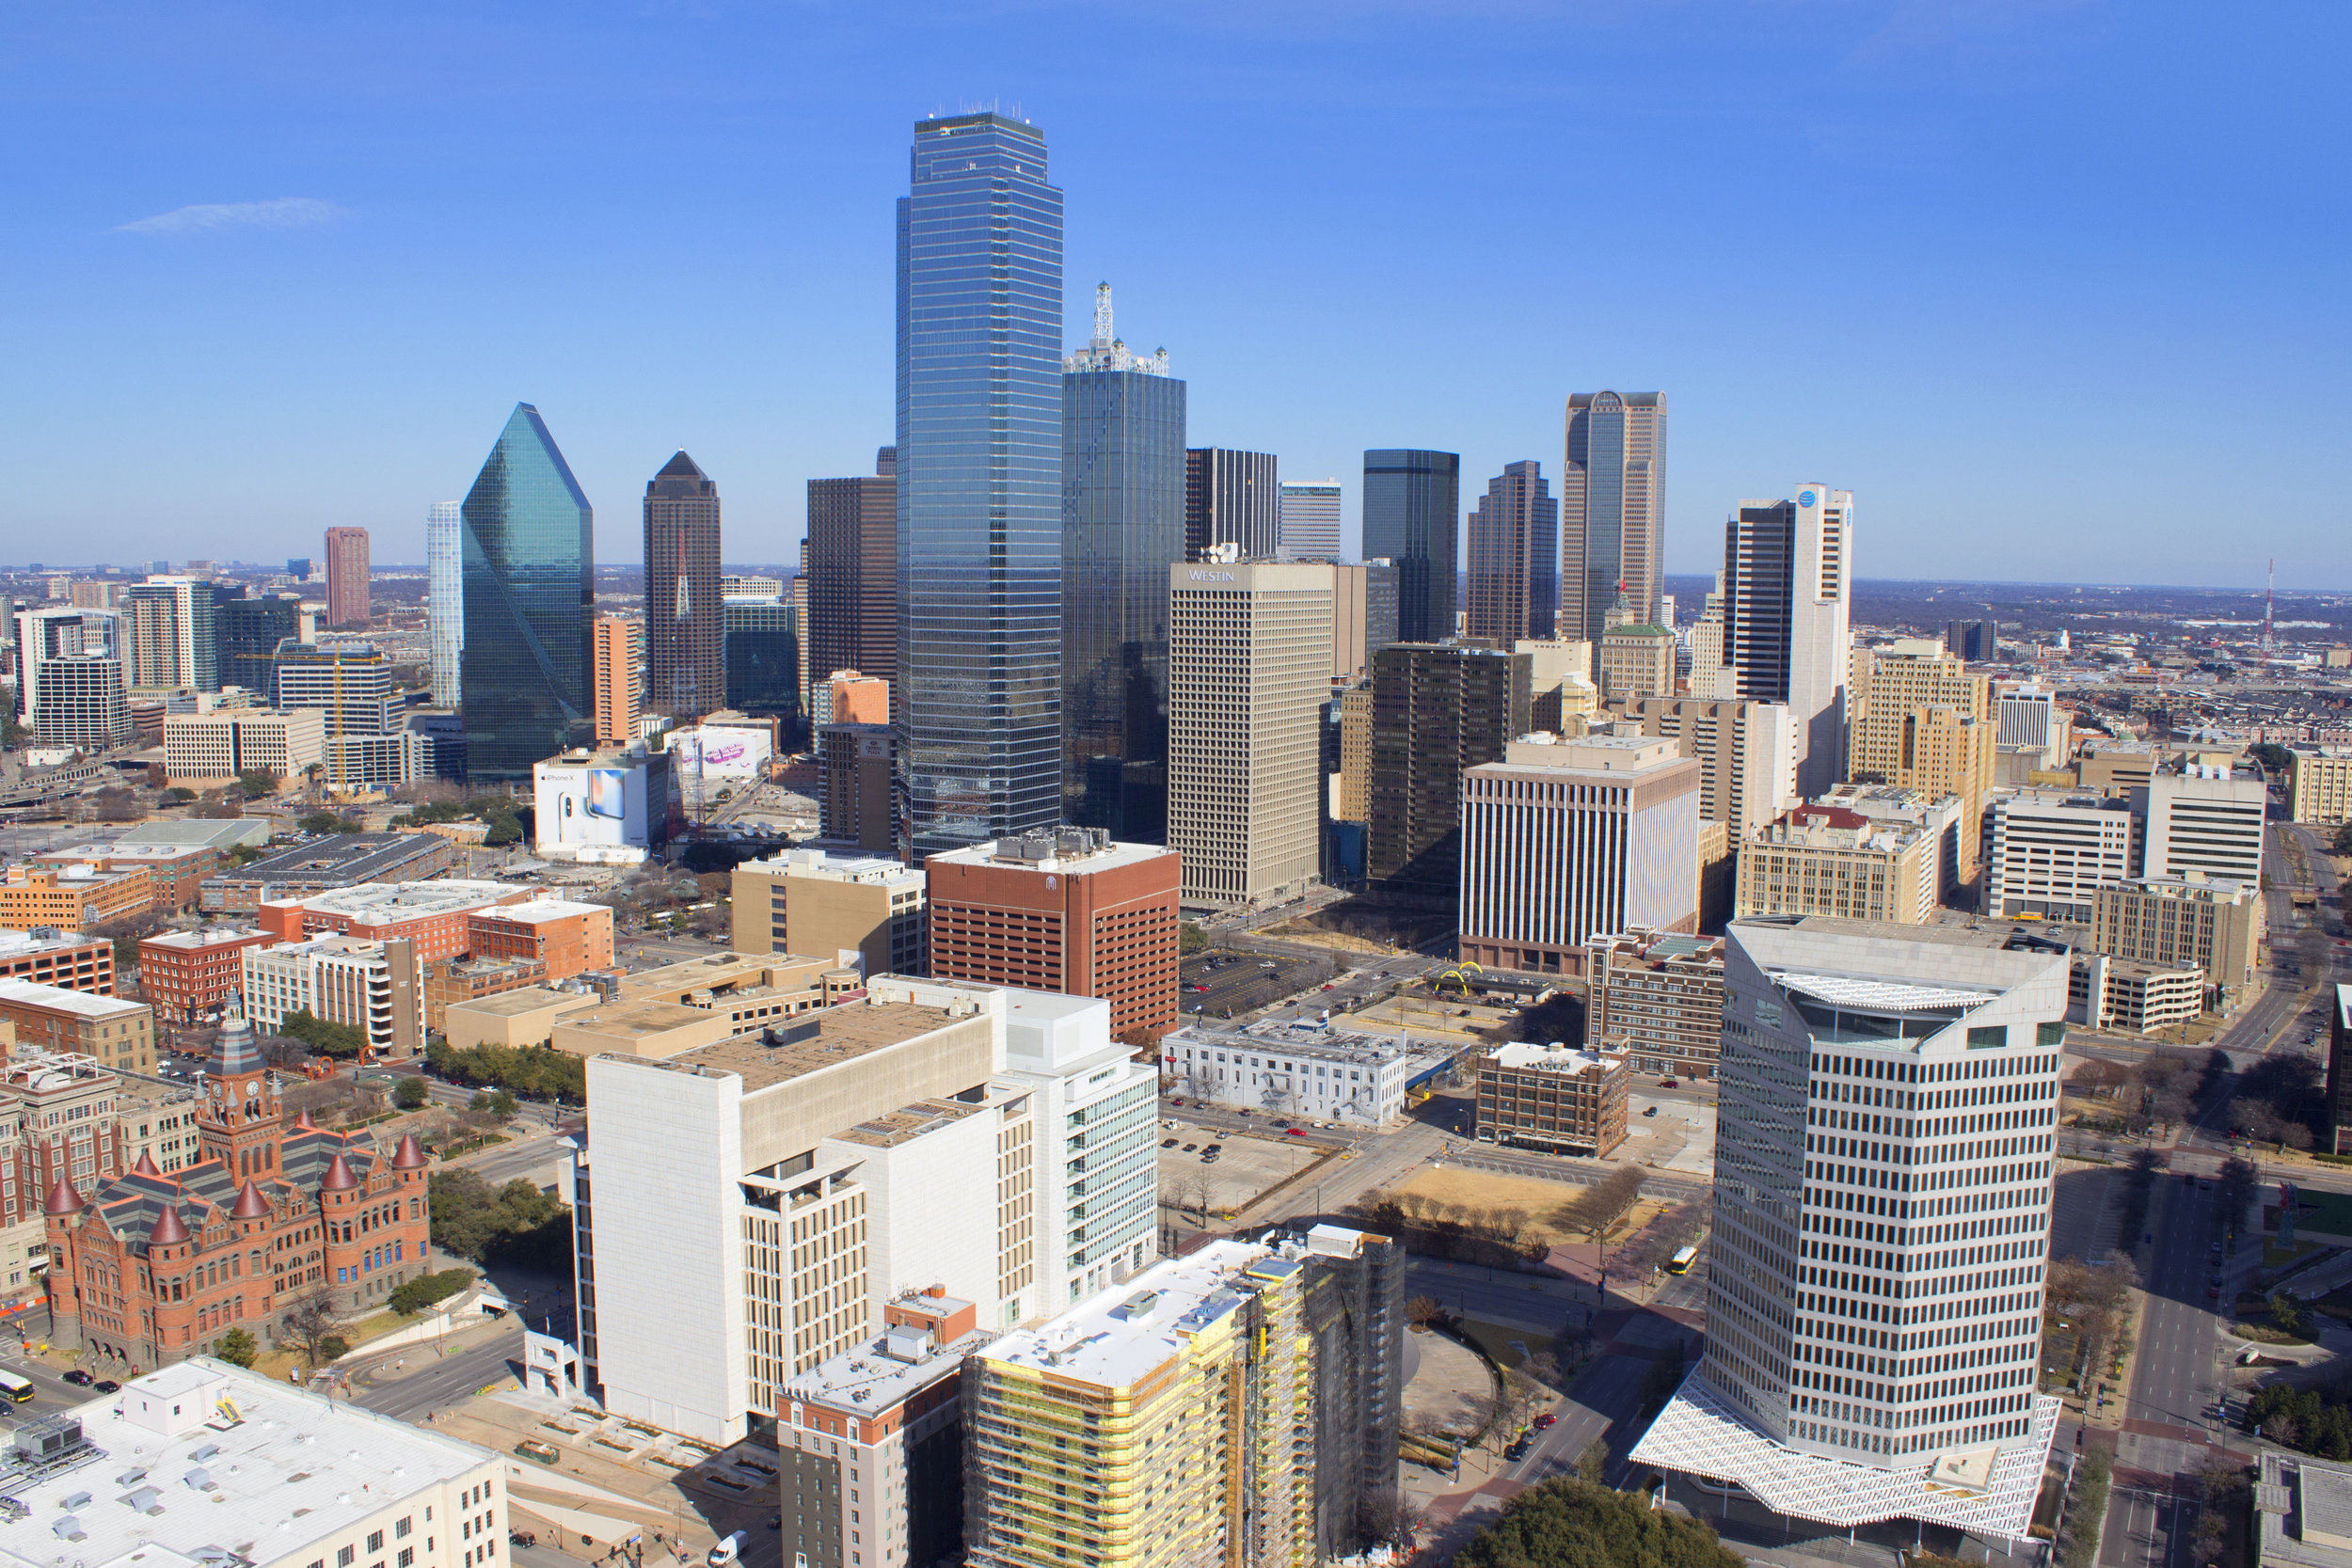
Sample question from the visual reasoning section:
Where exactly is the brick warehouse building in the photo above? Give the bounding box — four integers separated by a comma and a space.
137, 926, 277, 1023
924, 829, 1180, 1039
42, 1006, 432, 1370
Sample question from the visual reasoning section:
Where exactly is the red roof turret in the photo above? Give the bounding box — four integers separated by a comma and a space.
321, 1152, 358, 1191
231, 1181, 271, 1219
43, 1177, 83, 1216
151, 1205, 190, 1245
294, 1109, 317, 1131
133, 1150, 161, 1176
390, 1133, 429, 1170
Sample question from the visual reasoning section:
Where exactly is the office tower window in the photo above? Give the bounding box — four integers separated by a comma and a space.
1183, 450, 1279, 562
1561, 391, 1666, 641
644, 452, 723, 721
1361, 450, 1459, 644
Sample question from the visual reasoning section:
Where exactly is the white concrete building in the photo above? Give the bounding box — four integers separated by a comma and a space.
1723, 486, 1852, 799
1983, 789, 2139, 922
2146, 761, 2267, 886
1632, 916, 2065, 1543
1161, 1019, 1433, 1125
0, 1359, 502, 1568
241, 935, 423, 1056
1276, 479, 1343, 560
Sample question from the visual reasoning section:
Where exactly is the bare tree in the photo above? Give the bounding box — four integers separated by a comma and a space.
1552, 1165, 1645, 1243
1405, 1295, 1447, 1329
281, 1289, 349, 1370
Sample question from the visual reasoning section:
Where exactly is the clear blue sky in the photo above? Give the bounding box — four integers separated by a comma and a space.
6, 1, 2346, 587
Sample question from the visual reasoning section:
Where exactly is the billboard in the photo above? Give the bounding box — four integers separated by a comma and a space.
672, 725, 773, 779
534, 761, 649, 853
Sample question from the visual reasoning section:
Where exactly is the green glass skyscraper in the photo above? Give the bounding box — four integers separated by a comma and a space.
897, 112, 1064, 857
460, 403, 595, 781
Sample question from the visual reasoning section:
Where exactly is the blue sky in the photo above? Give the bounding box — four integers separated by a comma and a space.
5, 1, 2346, 587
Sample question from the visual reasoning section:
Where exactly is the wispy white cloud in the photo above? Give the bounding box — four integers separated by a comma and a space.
117, 198, 344, 236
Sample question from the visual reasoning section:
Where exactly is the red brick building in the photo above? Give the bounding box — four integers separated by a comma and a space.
258, 879, 532, 964
136, 926, 277, 1022
924, 829, 1180, 1038
42, 1007, 432, 1370
33, 844, 219, 912
466, 898, 615, 981
0, 927, 114, 993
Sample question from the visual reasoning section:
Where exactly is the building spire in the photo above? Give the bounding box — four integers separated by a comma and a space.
1092, 281, 1113, 349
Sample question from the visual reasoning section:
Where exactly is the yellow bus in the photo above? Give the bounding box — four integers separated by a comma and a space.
0, 1370, 33, 1403
1666, 1245, 1699, 1275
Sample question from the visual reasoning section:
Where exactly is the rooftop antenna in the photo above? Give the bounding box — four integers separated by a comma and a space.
1093, 281, 1113, 349
2265, 558, 2275, 650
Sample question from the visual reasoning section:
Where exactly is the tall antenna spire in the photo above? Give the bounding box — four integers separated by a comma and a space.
2265, 558, 2275, 650
1092, 281, 1113, 348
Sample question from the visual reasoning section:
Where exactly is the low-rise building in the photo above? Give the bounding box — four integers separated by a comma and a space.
1473, 1040, 1630, 1155
1587, 928, 1725, 1081
466, 897, 614, 979
0, 981, 155, 1072
200, 832, 457, 913
2291, 747, 2352, 826
163, 705, 326, 784
30, 837, 223, 913
2257, 1450, 2352, 1568
445, 984, 603, 1050
548, 953, 850, 1059
423, 955, 549, 1032
0, 926, 113, 993
259, 878, 530, 961
732, 847, 927, 977
1814, 783, 1970, 902
135, 925, 275, 1022
0, 1359, 501, 1568
119, 1073, 205, 1175
1735, 803, 1938, 925
0, 863, 153, 930
532, 741, 680, 863
1160, 1020, 1430, 1125
2090, 875, 2263, 1000
242, 936, 424, 1057
2070, 953, 2203, 1035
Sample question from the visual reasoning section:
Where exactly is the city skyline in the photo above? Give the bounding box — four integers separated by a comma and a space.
7, 6, 2344, 588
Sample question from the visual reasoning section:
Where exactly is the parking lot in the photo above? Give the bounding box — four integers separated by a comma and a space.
1176, 947, 1332, 1023
1154, 1116, 1327, 1220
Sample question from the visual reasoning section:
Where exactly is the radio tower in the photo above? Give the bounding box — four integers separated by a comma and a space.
2265, 558, 2275, 651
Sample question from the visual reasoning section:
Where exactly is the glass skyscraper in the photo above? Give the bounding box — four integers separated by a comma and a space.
215, 587, 300, 696
426, 499, 463, 707
723, 597, 802, 729
1361, 451, 1459, 645
897, 112, 1064, 856
1561, 390, 1668, 641
459, 403, 595, 782
1061, 283, 1184, 842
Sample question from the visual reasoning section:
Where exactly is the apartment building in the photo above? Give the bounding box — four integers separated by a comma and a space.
1161, 1021, 1427, 1125
257, 879, 530, 963
733, 847, 927, 978
569, 976, 1155, 1445
0, 863, 153, 930
1983, 790, 2141, 922
1368, 643, 1532, 893
926, 830, 1180, 1039
2290, 747, 2352, 825
1167, 560, 1333, 910
1613, 695, 1797, 837
963, 1228, 1405, 1568
2146, 761, 2267, 886
466, 897, 615, 979
1630, 918, 2065, 1539
136, 926, 276, 1022
817, 721, 896, 851
0, 927, 114, 994
1587, 928, 1726, 1080
0, 981, 155, 1071
2090, 876, 2262, 998
241, 936, 423, 1057
1474, 1041, 1630, 1155
1456, 735, 1701, 976
593, 614, 644, 744
163, 706, 326, 785
1735, 803, 1937, 925
2070, 954, 2203, 1034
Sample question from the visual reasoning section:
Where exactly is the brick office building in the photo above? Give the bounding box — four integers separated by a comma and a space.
257, 879, 531, 964
43, 1007, 433, 1370
0, 927, 114, 993
925, 829, 1181, 1039
136, 927, 276, 1023
0, 981, 156, 1073
0, 864, 154, 930
466, 898, 614, 981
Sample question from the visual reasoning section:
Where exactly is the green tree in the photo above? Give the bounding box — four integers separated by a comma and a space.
297, 811, 362, 835
389, 1267, 476, 1316
1179, 922, 1210, 954
469, 1087, 519, 1120
428, 1168, 571, 1266
236, 768, 279, 800
215, 1327, 259, 1368
2335, 821, 2352, 857
276, 1008, 371, 1059
164, 786, 197, 803
1454, 1477, 1741, 1568
393, 1076, 431, 1111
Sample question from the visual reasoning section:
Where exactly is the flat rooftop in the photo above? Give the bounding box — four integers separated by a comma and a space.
140, 926, 265, 952
979, 1239, 1278, 1389
928, 832, 1176, 876
0, 927, 100, 957
660, 999, 978, 1092
1488, 1042, 1621, 1076
476, 896, 607, 924
82, 819, 272, 850
0, 978, 147, 1017
453, 986, 598, 1019
829, 1095, 985, 1148
1168, 1020, 1422, 1067
208, 833, 446, 885
0, 1360, 493, 1568
278, 879, 514, 918
787, 1324, 993, 1416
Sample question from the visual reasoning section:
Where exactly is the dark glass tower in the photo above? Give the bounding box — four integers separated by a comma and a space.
1361, 451, 1459, 644
644, 451, 723, 721
723, 598, 802, 727
460, 403, 595, 782
1182, 449, 1278, 561
806, 447, 898, 700
215, 587, 300, 695
1464, 460, 1558, 644
1561, 390, 1667, 641
1062, 284, 1185, 842
897, 113, 1064, 857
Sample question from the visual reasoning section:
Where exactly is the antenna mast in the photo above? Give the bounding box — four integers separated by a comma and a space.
2265, 558, 2275, 650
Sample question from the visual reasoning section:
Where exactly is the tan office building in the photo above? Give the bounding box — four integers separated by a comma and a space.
733, 847, 928, 977
0, 981, 156, 1072
592, 614, 644, 745
2090, 875, 2262, 997
1848, 640, 1994, 880
1597, 622, 1677, 702
1168, 561, 1332, 910
1613, 695, 1796, 836
1734, 802, 1937, 925
163, 708, 326, 786
1335, 683, 1373, 823
2290, 747, 2352, 826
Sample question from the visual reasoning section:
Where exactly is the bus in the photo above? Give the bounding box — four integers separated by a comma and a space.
0, 1370, 33, 1403
1665, 1245, 1699, 1275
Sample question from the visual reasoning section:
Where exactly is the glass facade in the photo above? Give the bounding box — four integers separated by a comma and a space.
644, 452, 724, 721
426, 500, 463, 707
1062, 357, 1185, 843
1464, 460, 1558, 643
215, 587, 299, 697
897, 113, 1065, 857
459, 403, 595, 782
1562, 390, 1667, 641
723, 598, 803, 728
1361, 451, 1458, 645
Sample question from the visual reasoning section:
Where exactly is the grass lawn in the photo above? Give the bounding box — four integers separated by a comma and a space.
2287, 1190, 2352, 1240
2266, 1238, 2325, 1268
242, 1304, 454, 1382
1454, 1318, 1542, 1371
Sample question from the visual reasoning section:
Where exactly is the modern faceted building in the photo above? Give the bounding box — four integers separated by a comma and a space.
897, 113, 1065, 857
425, 499, 463, 706
1465, 459, 1558, 643
1560, 391, 1667, 641
1632, 916, 2065, 1544
460, 403, 596, 782
1362, 449, 1458, 644
644, 451, 723, 721
1062, 284, 1185, 842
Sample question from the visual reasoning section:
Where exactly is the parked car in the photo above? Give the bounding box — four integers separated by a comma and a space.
1504, 1436, 1533, 1461
1533, 1413, 1558, 1430
1643, 1106, 1659, 1117
1162, 1138, 1179, 1148
1659, 1078, 1679, 1088
63, 1369, 93, 1386
1183, 1143, 1198, 1152
94, 1380, 120, 1393
1287, 1128, 1310, 1137
510, 1532, 540, 1549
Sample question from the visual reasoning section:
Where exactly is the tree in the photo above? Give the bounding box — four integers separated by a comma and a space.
278, 1008, 370, 1059
2335, 821, 2352, 857
392, 1076, 430, 1111
389, 1267, 476, 1316
1554, 1165, 1645, 1243
469, 1087, 519, 1120
237, 768, 279, 800
164, 786, 197, 803
215, 1327, 259, 1368
281, 1290, 349, 1370
1406, 1295, 1447, 1329
1454, 1477, 1743, 1568
427, 1168, 570, 1266
1578, 1436, 1611, 1484
298, 811, 362, 835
